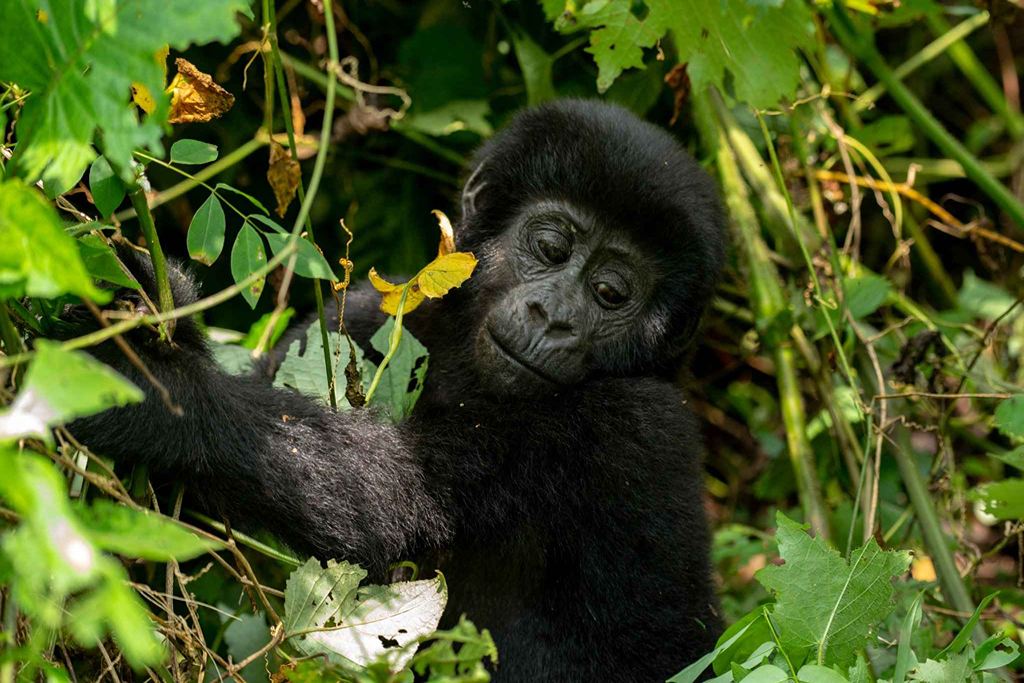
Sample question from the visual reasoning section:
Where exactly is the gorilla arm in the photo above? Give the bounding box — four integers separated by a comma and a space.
71, 331, 452, 571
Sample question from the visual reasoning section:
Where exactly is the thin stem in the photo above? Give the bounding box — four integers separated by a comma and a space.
853, 11, 991, 113
364, 284, 411, 404
267, 0, 336, 408
113, 137, 266, 223
828, 5, 1024, 229
129, 188, 175, 338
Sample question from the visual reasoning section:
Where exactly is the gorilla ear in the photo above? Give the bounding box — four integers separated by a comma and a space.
460, 162, 488, 219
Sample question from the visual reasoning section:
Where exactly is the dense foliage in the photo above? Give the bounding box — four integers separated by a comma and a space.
1, 0, 1023, 681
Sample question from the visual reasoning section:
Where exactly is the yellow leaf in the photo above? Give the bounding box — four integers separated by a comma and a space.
417, 252, 477, 299
432, 209, 456, 257
369, 269, 426, 316
911, 555, 937, 582
131, 46, 169, 115
267, 141, 301, 217
36, 9, 48, 23
167, 58, 235, 124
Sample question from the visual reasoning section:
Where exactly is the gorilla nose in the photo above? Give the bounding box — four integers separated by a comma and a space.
526, 301, 575, 340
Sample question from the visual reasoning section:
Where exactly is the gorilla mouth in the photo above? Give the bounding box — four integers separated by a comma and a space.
485, 328, 559, 385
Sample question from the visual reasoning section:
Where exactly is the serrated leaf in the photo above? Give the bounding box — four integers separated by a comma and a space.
77, 235, 140, 290
908, 653, 972, 682
368, 319, 429, 423
995, 395, 1024, 439
0, 0, 247, 189
756, 512, 910, 669
170, 138, 219, 165
187, 193, 226, 265
283, 558, 447, 672
274, 320, 368, 408
77, 500, 220, 561
88, 157, 126, 217
231, 222, 267, 308
0, 180, 107, 301
559, 0, 814, 107
0, 340, 143, 442
264, 232, 337, 281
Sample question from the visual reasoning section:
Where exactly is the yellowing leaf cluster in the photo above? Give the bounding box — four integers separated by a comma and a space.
369, 210, 477, 316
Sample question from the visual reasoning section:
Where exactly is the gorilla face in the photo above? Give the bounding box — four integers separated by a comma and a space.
474, 200, 653, 395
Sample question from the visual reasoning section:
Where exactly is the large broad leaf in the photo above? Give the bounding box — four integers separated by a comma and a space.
756, 512, 910, 669
995, 395, 1024, 440
972, 479, 1024, 520
556, 0, 814, 107
283, 558, 447, 672
77, 500, 220, 561
0, 340, 143, 442
0, 180, 106, 301
0, 0, 248, 190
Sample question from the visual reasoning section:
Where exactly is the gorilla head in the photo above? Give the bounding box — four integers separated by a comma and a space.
452, 100, 726, 395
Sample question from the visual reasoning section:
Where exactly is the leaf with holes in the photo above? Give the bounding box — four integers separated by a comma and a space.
187, 193, 226, 266
283, 558, 447, 672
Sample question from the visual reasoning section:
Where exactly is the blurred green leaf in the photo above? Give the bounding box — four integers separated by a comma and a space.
170, 138, 219, 165
995, 395, 1024, 439
78, 499, 220, 561
188, 192, 227, 266
972, 479, 1024, 520
0, 180, 107, 301
0, 340, 142, 442
0, 0, 247, 189
908, 653, 971, 681
510, 30, 556, 106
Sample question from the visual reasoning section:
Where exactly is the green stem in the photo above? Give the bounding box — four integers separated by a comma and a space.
925, 11, 1024, 140
693, 88, 830, 539
828, 5, 1024, 229
188, 511, 301, 566
129, 188, 175, 337
0, 302, 23, 356
893, 430, 985, 645
113, 137, 266, 223
364, 284, 411, 404
266, 0, 336, 408
853, 11, 991, 113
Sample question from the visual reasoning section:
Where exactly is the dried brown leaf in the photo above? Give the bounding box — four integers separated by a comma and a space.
167, 58, 235, 124
267, 141, 301, 217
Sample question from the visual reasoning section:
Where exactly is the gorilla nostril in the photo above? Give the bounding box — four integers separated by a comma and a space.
546, 322, 575, 340
527, 301, 548, 326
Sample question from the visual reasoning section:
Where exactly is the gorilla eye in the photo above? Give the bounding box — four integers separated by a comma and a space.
594, 281, 628, 307
534, 232, 571, 265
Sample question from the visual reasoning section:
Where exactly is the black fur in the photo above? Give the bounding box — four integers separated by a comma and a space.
71, 101, 725, 682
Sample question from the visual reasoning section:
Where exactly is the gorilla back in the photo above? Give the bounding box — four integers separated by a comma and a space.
71, 100, 726, 682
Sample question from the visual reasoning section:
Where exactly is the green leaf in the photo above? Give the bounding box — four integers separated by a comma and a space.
893, 593, 923, 683
274, 320, 368, 408
908, 654, 972, 682
958, 270, 1016, 320
712, 607, 774, 675
409, 616, 497, 680
231, 222, 267, 308
402, 99, 493, 137
187, 193, 227, 266
511, 30, 556, 106
77, 500, 220, 561
0, 0, 247, 189
972, 480, 1024, 520
170, 138, 219, 165
844, 274, 892, 319
264, 232, 337, 281
989, 445, 1024, 470
212, 343, 255, 375
796, 664, 848, 682
367, 319, 429, 423
77, 235, 140, 290
561, 0, 814, 106
756, 512, 910, 669
0, 340, 143, 442
737, 664, 788, 682
283, 557, 447, 671
88, 157, 126, 217
224, 610, 272, 683
0, 180, 107, 301
668, 618, 759, 682
995, 395, 1024, 439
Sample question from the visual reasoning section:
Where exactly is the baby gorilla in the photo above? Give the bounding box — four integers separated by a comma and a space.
73, 100, 726, 681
